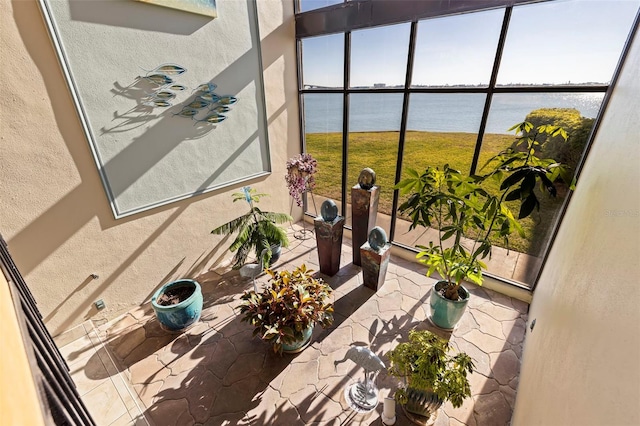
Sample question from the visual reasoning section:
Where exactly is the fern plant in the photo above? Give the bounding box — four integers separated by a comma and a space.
211, 187, 292, 269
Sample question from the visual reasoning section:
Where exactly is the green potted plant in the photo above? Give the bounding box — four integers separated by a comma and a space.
211, 186, 292, 269
387, 329, 475, 419
394, 121, 571, 329
238, 264, 334, 354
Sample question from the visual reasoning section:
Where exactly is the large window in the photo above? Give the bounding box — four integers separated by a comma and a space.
297, 0, 640, 289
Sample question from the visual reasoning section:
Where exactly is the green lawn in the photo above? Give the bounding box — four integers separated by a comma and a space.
307, 131, 565, 256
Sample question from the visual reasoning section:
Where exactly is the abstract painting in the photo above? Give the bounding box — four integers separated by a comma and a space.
135, 0, 217, 18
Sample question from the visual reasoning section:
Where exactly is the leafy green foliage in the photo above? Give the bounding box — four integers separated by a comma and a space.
522, 108, 594, 169
238, 264, 334, 354
387, 329, 474, 408
211, 187, 292, 269
394, 121, 571, 300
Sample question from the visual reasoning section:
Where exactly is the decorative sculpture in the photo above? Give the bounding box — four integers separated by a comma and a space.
358, 167, 376, 190
315, 199, 345, 276
361, 226, 392, 291
320, 199, 339, 222
335, 345, 385, 412
351, 167, 380, 266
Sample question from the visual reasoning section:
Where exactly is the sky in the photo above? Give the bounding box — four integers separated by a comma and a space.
301, 0, 640, 87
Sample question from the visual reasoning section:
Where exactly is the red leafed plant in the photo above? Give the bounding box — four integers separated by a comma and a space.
239, 264, 333, 354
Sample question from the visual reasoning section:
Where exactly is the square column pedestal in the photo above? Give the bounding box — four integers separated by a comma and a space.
360, 242, 391, 291
314, 216, 345, 276
351, 185, 380, 266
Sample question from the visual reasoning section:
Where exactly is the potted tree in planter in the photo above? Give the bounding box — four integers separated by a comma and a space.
387, 329, 474, 420
211, 186, 292, 270
238, 264, 334, 354
394, 121, 571, 329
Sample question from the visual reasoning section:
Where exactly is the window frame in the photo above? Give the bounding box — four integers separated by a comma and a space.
295, 0, 640, 291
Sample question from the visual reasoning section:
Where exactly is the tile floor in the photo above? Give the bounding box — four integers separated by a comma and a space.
58, 223, 529, 425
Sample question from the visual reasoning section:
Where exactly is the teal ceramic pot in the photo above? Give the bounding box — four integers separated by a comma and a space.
151, 280, 203, 332
429, 281, 469, 330
281, 325, 314, 354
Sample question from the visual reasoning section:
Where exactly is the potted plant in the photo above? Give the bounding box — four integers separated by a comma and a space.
386, 329, 474, 419
211, 186, 292, 269
238, 264, 334, 354
394, 121, 571, 329
285, 153, 318, 207
151, 279, 203, 332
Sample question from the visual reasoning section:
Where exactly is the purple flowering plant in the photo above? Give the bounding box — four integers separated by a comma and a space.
285, 153, 318, 207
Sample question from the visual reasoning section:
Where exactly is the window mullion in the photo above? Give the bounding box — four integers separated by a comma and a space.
341, 31, 351, 218
469, 6, 512, 175
390, 20, 418, 242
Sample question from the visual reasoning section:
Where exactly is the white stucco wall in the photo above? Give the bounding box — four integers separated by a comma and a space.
0, 0, 300, 335
512, 28, 640, 425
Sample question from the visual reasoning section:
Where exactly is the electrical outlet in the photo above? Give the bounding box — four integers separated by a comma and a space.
95, 299, 105, 310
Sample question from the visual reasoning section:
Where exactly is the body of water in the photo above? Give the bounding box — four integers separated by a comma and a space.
304, 92, 604, 134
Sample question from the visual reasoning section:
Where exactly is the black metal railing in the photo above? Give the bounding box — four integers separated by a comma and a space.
1, 235, 95, 425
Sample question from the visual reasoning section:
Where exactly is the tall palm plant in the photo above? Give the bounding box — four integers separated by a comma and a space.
211, 187, 292, 269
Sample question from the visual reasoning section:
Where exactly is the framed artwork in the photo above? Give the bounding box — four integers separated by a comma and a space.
134, 0, 218, 18
38, 0, 270, 218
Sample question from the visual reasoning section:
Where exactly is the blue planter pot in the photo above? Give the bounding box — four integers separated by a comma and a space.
429, 281, 469, 330
268, 243, 282, 267
151, 279, 203, 332
281, 325, 313, 354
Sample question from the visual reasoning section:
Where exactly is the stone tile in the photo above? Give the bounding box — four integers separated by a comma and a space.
111, 327, 147, 361
69, 353, 111, 396
109, 412, 134, 426
185, 369, 222, 423
503, 318, 527, 346
317, 326, 353, 356
473, 391, 511, 426
82, 381, 129, 426
500, 384, 517, 411
401, 294, 427, 322
210, 375, 263, 416
59, 334, 96, 365
54, 323, 88, 348
62, 228, 530, 426
277, 360, 320, 398
452, 339, 492, 378
489, 349, 520, 386
288, 386, 345, 424
463, 329, 509, 354
478, 301, 522, 322
129, 355, 171, 385
469, 310, 505, 340
223, 352, 265, 386
444, 395, 477, 426
133, 381, 164, 410
468, 372, 499, 397
146, 398, 194, 426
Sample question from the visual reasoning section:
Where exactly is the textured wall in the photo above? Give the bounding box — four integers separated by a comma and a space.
0, 0, 300, 336
513, 29, 640, 425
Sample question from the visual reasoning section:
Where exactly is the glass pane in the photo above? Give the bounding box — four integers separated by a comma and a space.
394, 93, 485, 248
498, 0, 640, 85
299, 0, 343, 13
412, 9, 503, 87
478, 93, 603, 287
345, 93, 404, 236
304, 94, 343, 217
302, 34, 344, 89
350, 23, 411, 88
